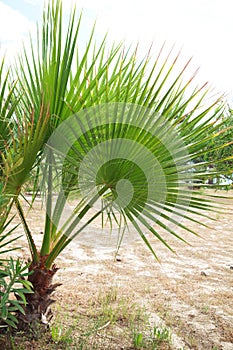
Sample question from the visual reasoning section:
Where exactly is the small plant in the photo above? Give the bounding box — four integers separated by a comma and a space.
201, 305, 209, 314
0, 258, 33, 329
152, 326, 171, 344
0, 215, 33, 331
133, 325, 171, 349
133, 331, 144, 348
50, 322, 73, 344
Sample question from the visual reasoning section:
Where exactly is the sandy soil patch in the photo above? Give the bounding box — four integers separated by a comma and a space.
7, 190, 233, 349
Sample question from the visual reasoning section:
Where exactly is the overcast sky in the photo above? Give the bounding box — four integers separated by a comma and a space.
0, 0, 233, 102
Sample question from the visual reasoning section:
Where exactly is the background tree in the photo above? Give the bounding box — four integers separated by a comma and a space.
184, 105, 233, 187
202, 108, 233, 186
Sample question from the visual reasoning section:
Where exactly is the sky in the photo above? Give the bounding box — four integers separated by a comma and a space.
0, 0, 233, 102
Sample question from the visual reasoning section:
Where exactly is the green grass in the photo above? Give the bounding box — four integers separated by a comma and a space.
132, 325, 171, 349
6, 287, 173, 349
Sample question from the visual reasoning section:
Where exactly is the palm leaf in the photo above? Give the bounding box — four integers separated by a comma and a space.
1, 0, 231, 267
40, 99, 231, 267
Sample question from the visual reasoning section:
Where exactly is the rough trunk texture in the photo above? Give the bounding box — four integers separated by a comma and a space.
17, 258, 61, 336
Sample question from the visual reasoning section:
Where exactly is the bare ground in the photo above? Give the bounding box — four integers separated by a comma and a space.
7, 191, 233, 349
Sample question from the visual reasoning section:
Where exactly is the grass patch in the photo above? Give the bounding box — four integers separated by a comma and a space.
6, 286, 173, 349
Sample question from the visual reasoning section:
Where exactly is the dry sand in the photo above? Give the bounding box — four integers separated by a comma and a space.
9, 190, 233, 349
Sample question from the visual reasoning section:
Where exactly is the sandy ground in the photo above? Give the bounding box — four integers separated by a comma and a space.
9, 191, 233, 349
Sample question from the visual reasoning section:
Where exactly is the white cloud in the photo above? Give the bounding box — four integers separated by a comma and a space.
71, 0, 233, 97
30, 0, 230, 104
0, 1, 36, 59
86, 1, 228, 97
1, 0, 232, 98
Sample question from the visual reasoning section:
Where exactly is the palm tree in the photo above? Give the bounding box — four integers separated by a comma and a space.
0, 0, 231, 332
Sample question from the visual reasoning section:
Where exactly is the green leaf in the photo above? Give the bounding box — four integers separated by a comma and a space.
0, 305, 8, 320
4, 318, 18, 329
9, 300, 26, 315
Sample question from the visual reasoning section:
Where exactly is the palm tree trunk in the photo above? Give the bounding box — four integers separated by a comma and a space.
17, 258, 61, 336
